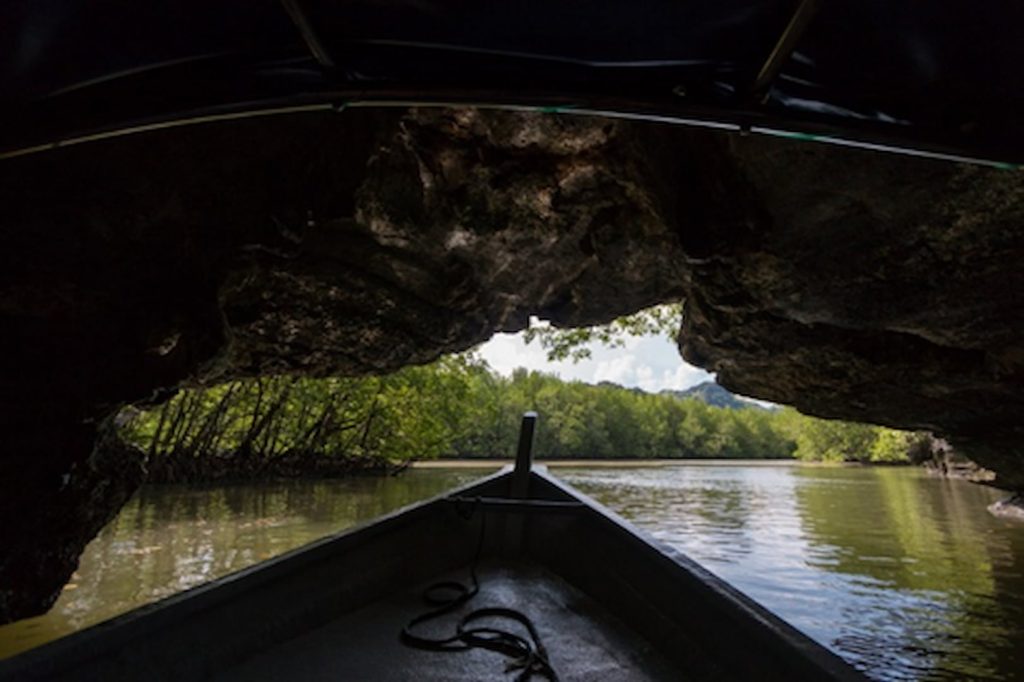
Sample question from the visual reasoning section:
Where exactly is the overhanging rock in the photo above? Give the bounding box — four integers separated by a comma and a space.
1, 107, 1023, 622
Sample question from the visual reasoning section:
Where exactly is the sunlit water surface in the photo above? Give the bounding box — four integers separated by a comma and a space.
1, 464, 1022, 681
560, 465, 1024, 681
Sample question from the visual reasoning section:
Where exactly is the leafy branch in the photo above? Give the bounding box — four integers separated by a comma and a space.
522, 303, 683, 362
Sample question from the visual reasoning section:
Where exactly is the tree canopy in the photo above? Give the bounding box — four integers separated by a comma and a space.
121, 353, 924, 481
522, 304, 682, 361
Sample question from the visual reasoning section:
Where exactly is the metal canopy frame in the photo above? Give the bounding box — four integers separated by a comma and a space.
1, 0, 1021, 167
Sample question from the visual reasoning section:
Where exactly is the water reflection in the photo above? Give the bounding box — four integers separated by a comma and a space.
0, 468, 496, 659
560, 465, 1024, 681
792, 467, 1024, 681
560, 465, 806, 569
2, 464, 1023, 681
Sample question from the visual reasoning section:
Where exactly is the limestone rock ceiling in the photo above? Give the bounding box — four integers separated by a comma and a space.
220, 110, 687, 377
681, 138, 1024, 487
1, 106, 1023, 623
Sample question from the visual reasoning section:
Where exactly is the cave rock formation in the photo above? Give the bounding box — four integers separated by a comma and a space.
2, 107, 1023, 622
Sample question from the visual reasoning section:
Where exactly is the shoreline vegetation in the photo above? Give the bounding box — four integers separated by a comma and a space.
118, 354, 940, 484
415, 456, 897, 466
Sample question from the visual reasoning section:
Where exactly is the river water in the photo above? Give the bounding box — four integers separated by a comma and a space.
1, 464, 1022, 680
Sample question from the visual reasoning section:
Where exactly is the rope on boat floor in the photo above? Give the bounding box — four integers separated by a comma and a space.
400, 498, 559, 681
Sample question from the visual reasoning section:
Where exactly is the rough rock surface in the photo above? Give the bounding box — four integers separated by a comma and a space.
0, 422, 145, 622
988, 494, 1024, 521
1, 107, 1024, 622
678, 137, 1024, 488
679, 138, 1024, 489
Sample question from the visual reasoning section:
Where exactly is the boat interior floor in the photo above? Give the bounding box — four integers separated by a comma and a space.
219, 560, 688, 681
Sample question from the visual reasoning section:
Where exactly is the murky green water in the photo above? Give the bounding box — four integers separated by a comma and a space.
560, 465, 1024, 681
0, 469, 495, 661
1, 464, 1022, 681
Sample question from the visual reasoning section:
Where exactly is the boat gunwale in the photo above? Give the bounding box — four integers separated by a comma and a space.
528, 467, 866, 681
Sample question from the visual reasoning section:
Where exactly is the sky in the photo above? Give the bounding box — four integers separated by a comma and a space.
475, 328, 714, 393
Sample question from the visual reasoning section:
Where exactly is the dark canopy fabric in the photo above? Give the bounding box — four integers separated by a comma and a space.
2, 0, 1021, 164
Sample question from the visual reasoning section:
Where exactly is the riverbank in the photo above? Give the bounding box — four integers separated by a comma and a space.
145, 451, 408, 484
145, 453, 920, 480
413, 458, 807, 468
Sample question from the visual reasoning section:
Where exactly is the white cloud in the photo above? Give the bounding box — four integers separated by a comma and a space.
594, 355, 638, 385
667, 363, 714, 391
475, 334, 547, 377
620, 334, 645, 352
635, 364, 656, 391
475, 330, 713, 393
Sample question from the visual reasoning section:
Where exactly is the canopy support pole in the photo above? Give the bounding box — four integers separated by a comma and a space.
280, 0, 335, 68
750, 0, 820, 103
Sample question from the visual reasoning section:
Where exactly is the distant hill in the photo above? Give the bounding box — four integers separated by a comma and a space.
597, 381, 646, 395
661, 381, 764, 410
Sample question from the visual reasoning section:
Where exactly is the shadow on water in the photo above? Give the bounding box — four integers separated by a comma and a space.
0, 468, 496, 659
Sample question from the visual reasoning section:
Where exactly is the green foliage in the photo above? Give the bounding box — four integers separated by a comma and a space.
506, 296, 927, 462
435, 366, 798, 460
869, 429, 929, 463
522, 304, 682, 361
776, 408, 918, 464
121, 354, 491, 478
122, 354, 923, 475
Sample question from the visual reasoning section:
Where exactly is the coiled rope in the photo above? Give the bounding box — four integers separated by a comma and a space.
400, 499, 559, 681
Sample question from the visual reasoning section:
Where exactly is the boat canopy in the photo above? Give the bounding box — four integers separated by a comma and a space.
2, 0, 1021, 165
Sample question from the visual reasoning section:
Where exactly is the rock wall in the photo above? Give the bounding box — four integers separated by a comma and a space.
678, 138, 1024, 488
1, 107, 1023, 622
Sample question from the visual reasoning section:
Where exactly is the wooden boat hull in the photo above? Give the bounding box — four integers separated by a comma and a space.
0, 466, 865, 680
